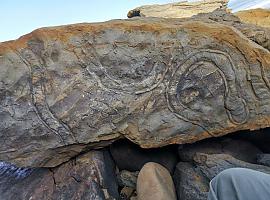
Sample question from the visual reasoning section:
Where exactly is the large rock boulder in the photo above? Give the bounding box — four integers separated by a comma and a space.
1, 15, 270, 167
127, 0, 228, 18
0, 150, 119, 200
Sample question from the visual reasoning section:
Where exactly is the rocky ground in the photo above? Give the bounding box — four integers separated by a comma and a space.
1, 128, 270, 200
1, 0, 270, 199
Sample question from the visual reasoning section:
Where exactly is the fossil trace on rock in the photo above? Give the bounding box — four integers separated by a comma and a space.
0, 17, 270, 167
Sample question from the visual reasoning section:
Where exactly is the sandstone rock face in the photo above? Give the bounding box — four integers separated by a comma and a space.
127, 0, 228, 19
0, 150, 119, 200
128, 2, 270, 51
235, 8, 270, 28
193, 9, 270, 51
137, 162, 177, 200
1, 16, 270, 167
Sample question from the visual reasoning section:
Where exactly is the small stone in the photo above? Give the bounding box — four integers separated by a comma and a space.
130, 196, 137, 200
120, 187, 135, 200
137, 162, 177, 200
117, 170, 139, 188
257, 154, 270, 167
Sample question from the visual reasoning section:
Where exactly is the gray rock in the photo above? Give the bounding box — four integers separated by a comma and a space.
173, 152, 270, 200
0, 150, 119, 200
194, 153, 270, 180
117, 170, 139, 188
257, 154, 270, 167
179, 138, 262, 163
173, 162, 208, 200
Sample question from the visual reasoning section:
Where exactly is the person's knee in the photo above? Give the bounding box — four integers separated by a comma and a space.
209, 168, 270, 200
211, 168, 246, 188
217, 168, 242, 179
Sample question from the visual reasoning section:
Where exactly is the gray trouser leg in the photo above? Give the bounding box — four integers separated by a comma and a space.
208, 168, 270, 200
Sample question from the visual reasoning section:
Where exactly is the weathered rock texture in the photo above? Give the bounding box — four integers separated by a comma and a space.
127, 0, 228, 19
1, 14, 270, 167
128, 1, 270, 51
193, 9, 270, 51
235, 8, 270, 28
173, 162, 209, 200
0, 150, 119, 200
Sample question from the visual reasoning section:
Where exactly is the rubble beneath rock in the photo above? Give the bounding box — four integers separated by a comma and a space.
173, 128, 270, 200
0, 150, 119, 200
117, 170, 139, 188
0, 128, 269, 200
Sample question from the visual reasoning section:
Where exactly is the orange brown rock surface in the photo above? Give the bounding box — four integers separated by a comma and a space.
235, 8, 270, 28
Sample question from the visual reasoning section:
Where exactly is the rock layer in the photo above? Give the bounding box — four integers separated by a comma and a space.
127, 0, 228, 19
128, 1, 270, 52
1, 16, 270, 167
235, 8, 270, 28
193, 9, 270, 51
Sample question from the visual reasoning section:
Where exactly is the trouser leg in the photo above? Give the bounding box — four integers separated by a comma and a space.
207, 168, 270, 200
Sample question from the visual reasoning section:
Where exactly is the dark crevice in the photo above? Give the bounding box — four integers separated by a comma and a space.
49, 168, 57, 188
